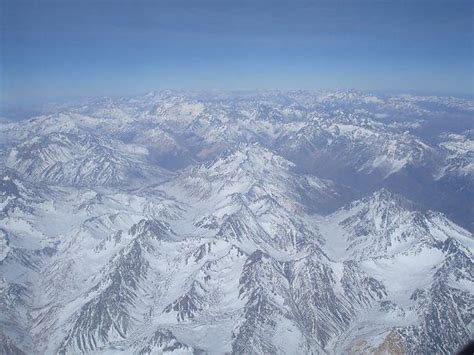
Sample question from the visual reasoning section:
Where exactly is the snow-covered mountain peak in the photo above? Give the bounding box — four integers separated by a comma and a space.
321, 189, 472, 262
356, 188, 415, 211
204, 142, 293, 177
331, 188, 416, 228
128, 218, 176, 242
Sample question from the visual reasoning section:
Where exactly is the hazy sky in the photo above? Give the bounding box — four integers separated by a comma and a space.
1, 0, 473, 108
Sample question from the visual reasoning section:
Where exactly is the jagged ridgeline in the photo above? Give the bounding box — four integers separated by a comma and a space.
0, 91, 473, 354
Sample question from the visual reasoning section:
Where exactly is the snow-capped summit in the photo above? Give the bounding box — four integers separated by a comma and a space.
5, 132, 169, 187
168, 142, 346, 215
321, 188, 473, 261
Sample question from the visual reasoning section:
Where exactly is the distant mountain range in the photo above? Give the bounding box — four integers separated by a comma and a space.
0, 91, 472, 354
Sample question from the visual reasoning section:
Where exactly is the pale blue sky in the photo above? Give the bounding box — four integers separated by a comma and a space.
1, 0, 473, 109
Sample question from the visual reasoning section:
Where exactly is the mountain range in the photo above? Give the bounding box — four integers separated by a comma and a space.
0, 90, 472, 354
